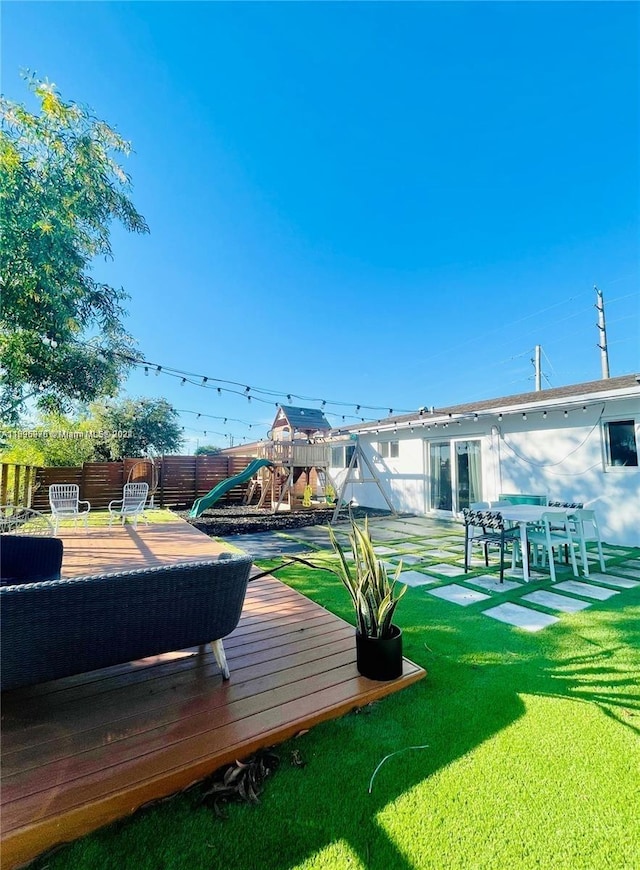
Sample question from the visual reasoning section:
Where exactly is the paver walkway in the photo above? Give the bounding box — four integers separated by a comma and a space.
219, 513, 640, 633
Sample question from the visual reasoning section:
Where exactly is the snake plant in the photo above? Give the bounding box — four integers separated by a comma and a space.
329, 516, 407, 639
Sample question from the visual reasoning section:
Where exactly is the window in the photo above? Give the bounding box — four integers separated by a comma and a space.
378, 440, 399, 459
603, 420, 638, 468
331, 444, 357, 468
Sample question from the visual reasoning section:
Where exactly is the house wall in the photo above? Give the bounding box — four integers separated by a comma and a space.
329, 396, 640, 546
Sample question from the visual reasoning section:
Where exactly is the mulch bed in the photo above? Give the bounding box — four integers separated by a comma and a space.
177, 505, 393, 537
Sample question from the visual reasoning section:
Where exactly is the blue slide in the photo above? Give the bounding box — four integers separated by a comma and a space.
189, 458, 273, 518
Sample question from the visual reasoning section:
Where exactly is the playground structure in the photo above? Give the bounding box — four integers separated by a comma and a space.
251, 440, 338, 512
188, 407, 396, 520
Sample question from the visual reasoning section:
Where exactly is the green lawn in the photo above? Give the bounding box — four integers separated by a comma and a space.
47, 507, 181, 530
29, 545, 640, 870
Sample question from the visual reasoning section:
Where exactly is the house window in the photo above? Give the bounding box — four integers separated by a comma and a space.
331, 444, 357, 468
603, 420, 638, 468
378, 441, 399, 459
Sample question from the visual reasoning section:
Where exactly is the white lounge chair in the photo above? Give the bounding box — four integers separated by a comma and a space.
48, 484, 90, 535
108, 483, 149, 530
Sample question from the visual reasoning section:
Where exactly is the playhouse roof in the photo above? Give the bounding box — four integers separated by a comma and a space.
276, 405, 331, 431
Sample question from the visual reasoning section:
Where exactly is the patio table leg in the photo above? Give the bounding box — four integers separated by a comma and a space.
519, 522, 530, 582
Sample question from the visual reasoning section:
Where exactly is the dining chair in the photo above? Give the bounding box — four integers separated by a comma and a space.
547, 501, 584, 564
48, 484, 91, 535
108, 483, 149, 530
569, 509, 606, 577
462, 509, 520, 583
526, 512, 579, 583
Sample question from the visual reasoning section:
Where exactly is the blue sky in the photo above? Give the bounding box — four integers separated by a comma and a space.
3, 1, 639, 451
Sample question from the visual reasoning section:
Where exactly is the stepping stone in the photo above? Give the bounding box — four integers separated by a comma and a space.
609, 566, 640, 580
586, 572, 639, 589
522, 590, 592, 613
484, 602, 559, 631
370, 530, 404, 542
504, 568, 546, 581
373, 546, 398, 555
388, 554, 424, 566
423, 563, 467, 578
424, 549, 458, 559
411, 537, 451, 547
464, 575, 522, 593
619, 559, 640, 570
553, 580, 619, 600
454, 556, 490, 567
397, 570, 437, 587
427, 584, 490, 606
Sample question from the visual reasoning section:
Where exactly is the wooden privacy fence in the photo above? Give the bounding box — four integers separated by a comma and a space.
27, 455, 257, 512
0, 464, 40, 508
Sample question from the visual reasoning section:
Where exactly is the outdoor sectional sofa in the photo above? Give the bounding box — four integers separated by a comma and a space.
0, 552, 254, 691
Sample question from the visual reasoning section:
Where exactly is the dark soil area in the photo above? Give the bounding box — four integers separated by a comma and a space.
177, 504, 393, 537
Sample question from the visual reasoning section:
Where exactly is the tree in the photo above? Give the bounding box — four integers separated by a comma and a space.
92, 398, 182, 460
0, 74, 149, 421
194, 444, 222, 456
0, 412, 96, 467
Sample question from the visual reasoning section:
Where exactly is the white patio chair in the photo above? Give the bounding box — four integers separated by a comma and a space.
108, 483, 149, 530
526, 512, 579, 583
48, 484, 91, 535
569, 509, 606, 577
0, 506, 54, 536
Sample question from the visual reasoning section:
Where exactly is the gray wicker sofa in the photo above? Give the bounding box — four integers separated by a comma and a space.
1, 554, 253, 691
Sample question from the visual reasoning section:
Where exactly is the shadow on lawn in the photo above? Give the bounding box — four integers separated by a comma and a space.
30, 581, 639, 870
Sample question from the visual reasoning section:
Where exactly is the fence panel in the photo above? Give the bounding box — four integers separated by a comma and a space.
27, 456, 259, 512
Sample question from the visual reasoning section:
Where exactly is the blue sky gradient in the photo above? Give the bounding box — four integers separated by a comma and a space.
3, 1, 638, 450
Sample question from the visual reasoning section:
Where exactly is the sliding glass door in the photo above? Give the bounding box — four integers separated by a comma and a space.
429, 442, 452, 511
427, 439, 482, 513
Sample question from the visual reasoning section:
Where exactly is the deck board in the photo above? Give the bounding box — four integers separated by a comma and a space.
1, 519, 425, 868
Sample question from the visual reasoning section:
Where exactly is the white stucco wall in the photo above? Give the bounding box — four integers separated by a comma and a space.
329, 396, 640, 546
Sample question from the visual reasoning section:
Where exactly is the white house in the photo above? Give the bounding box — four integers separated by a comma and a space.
328, 373, 640, 546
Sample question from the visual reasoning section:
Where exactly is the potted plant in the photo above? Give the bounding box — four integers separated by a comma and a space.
329, 516, 408, 681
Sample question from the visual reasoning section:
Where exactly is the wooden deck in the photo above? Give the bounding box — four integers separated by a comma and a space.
1, 520, 425, 868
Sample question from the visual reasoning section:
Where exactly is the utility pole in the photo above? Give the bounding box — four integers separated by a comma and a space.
533, 344, 542, 391
595, 285, 610, 379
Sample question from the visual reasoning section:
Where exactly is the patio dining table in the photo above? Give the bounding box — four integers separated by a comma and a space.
496, 504, 568, 582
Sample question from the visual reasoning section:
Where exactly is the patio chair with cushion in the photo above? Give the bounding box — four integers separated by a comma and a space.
462, 509, 520, 583
108, 482, 149, 530
48, 484, 91, 535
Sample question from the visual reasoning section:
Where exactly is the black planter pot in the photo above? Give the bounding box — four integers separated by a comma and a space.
355, 625, 403, 681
